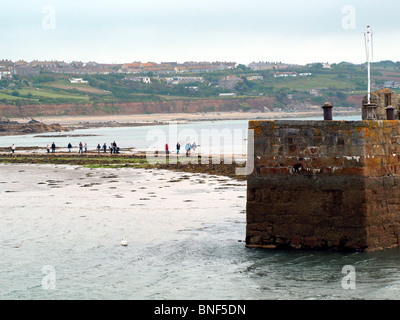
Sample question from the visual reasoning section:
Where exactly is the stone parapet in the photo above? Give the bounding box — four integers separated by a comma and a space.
246, 120, 400, 252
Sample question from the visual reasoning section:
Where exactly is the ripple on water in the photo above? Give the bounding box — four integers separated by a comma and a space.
2, 164, 400, 299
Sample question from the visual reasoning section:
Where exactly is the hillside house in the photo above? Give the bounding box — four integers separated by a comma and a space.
219, 93, 236, 97
0, 68, 12, 80
14, 60, 28, 67
247, 75, 263, 81
218, 75, 242, 89
69, 78, 88, 84
70, 61, 84, 68
124, 76, 151, 84
165, 76, 204, 85
248, 62, 276, 71
174, 66, 188, 73
14, 66, 40, 76
384, 81, 400, 89
30, 60, 62, 69
309, 87, 327, 97
214, 62, 237, 70
118, 62, 141, 74
273, 72, 298, 78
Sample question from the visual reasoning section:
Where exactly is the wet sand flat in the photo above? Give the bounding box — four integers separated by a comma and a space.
0, 163, 246, 299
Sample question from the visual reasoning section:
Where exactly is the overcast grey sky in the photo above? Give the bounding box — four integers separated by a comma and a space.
1, 0, 399, 64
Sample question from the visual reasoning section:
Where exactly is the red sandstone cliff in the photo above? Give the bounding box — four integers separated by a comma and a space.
0, 97, 277, 118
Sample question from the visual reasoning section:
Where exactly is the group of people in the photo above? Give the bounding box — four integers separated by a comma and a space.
45, 142, 57, 153
172, 142, 197, 157
42, 141, 120, 154
10, 140, 197, 156
107, 141, 120, 154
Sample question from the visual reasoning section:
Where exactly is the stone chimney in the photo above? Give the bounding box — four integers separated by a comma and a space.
322, 102, 333, 120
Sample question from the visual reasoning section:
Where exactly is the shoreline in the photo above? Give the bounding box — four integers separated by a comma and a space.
0, 153, 248, 180
11, 109, 360, 129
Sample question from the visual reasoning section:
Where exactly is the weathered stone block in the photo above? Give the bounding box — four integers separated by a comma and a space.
246, 120, 400, 252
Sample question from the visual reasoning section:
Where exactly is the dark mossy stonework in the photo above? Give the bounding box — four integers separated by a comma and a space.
246, 120, 400, 252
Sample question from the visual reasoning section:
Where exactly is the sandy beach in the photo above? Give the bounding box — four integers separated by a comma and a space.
12, 109, 360, 129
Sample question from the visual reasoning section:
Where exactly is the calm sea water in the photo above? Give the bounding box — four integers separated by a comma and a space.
0, 115, 362, 155
4, 114, 400, 301
2, 163, 400, 300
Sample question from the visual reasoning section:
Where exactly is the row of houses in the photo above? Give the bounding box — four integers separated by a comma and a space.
124, 76, 152, 84
118, 61, 237, 75
0, 59, 238, 77
164, 76, 204, 85
0, 59, 119, 77
124, 74, 266, 86
273, 72, 312, 78
0, 58, 323, 79
248, 61, 303, 71
248, 61, 331, 71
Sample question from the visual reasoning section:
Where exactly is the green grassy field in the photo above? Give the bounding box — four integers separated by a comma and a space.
0, 63, 396, 109
0, 92, 31, 100
43, 79, 111, 94
18, 88, 89, 100
271, 74, 359, 90
0, 87, 90, 104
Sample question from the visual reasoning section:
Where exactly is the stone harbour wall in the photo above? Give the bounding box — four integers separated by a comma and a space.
246, 120, 400, 252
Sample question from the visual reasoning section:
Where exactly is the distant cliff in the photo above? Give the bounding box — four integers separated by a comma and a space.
0, 97, 277, 118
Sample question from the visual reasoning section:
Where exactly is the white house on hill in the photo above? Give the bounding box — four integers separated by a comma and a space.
69, 78, 88, 84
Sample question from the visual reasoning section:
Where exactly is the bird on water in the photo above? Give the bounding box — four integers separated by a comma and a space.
121, 237, 128, 246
